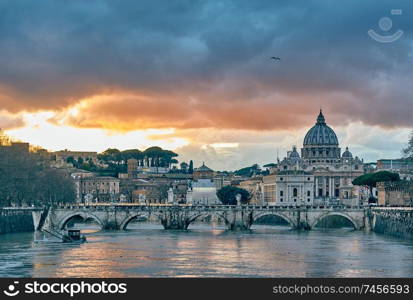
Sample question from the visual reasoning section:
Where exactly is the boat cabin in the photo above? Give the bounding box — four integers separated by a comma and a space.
67, 229, 82, 241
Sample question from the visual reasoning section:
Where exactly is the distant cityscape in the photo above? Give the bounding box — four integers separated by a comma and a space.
2, 110, 412, 208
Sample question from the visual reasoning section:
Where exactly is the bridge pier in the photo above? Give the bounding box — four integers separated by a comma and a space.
363, 210, 373, 232
226, 209, 253, 231
294, 221, 311, 231
295, 210, 311, 230
102, 221, 121, 230
159, 210, 190, 230
150, 207, 256, 231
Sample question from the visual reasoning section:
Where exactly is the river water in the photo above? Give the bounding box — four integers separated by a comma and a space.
1, 223, 413, 277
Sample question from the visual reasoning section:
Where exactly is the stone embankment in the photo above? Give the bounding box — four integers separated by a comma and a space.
0, 208, 35, 234
371, 208, 413, 240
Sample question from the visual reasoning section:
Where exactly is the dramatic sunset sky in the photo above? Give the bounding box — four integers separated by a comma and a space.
1, 0, 412, 170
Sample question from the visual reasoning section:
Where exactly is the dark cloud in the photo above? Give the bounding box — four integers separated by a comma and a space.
0, 0, 412, 129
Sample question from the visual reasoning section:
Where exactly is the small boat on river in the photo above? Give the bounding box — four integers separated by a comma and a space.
39, 228, 87, 244
62, 229, 87, 243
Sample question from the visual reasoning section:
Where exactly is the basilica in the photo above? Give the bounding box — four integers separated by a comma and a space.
265, 110, 365, 206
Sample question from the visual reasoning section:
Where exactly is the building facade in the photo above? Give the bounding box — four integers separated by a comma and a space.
238, 177, 264, 204
73, 175, 120, 203
377, 181, 413, 206
377, 159, 413, 172
126, 158, 170, 176
191, 163, 219, 204
262, 110, 365, 205
193, 163, 215, 180
262, 174, 277, 204
276, 171, 314, 206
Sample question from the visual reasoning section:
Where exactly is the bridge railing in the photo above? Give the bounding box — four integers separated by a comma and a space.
53, 203, 367, 210
0, 206, 43, 211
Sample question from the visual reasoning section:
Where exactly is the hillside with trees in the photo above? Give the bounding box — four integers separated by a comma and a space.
68, 146, 179, 177
0, 133, 75, 207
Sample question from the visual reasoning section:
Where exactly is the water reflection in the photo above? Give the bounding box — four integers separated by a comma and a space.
1, 223, 413, 278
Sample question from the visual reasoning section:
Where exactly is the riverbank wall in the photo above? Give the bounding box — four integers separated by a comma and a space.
372, 208, 413, 240
0, 208, 35, 234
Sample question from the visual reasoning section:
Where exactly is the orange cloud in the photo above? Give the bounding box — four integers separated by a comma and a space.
0, 110, 25, 130
50, 90, 329, 132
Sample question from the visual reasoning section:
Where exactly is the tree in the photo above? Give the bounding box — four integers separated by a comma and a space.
120, 149, 143, 162
188, 160, 194, 174
402, 130, 413, 159
142, 147, 178, 170
234, 164, 261, 177
98, 148, 121, 164
66, 156, 77, 167
352, 171, 400, 202
0, 139, 76, 207
93, 147, 179, 177
263, 163, 277, 168
216, 186, 251, 205
37, 169, 76, 205
0, 129, 11, 146
180, 162, 188, 173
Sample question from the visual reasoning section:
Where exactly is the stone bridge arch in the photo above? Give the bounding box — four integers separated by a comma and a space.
251, 211, 297, 228
310, 212, 360, 230
58, 211, 104, 230
119, 212, 152, 230
186, 211, 230, 228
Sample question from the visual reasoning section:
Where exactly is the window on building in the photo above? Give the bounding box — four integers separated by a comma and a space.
307, 191, 311, 197
293, 188, 298, 197
280, 191, 284, 196
307, 199, 311, 202
294, 199, 297, 202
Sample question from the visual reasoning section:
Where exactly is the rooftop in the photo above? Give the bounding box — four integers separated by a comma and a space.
195, 162, 214, 172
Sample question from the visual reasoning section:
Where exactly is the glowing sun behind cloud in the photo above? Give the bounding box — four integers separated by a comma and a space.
6, 111, 189, 152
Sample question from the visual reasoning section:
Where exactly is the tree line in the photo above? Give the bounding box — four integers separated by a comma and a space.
0, 138, 75, 207
98, 147, 178, 167
67, 147, 196, 176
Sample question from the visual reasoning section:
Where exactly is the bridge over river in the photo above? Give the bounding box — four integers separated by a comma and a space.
33, 204, 376, 231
